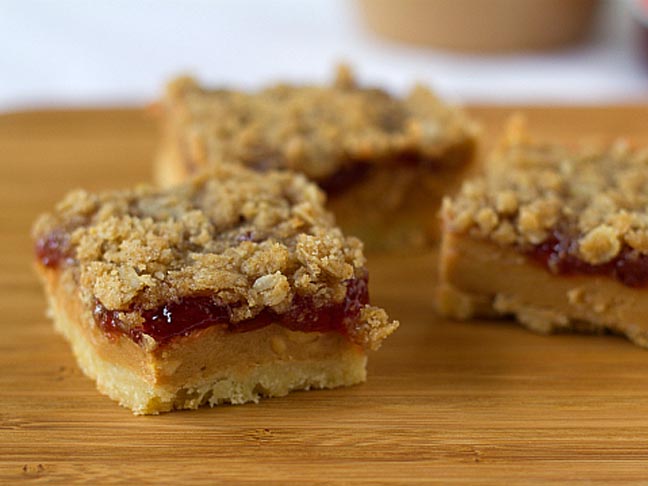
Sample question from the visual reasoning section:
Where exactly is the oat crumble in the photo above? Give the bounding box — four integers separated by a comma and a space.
442, 117, 648, 264
33, 164, 398, 346
163, 65, 478, 181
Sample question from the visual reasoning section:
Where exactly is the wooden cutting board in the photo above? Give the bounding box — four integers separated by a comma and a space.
2, 105, 648, 484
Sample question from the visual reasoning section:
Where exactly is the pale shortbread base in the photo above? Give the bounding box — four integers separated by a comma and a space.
438, 231, 648, 348
39, 267, 367, 415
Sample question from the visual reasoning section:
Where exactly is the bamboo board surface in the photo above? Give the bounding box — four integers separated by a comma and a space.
2, 105, 648, 484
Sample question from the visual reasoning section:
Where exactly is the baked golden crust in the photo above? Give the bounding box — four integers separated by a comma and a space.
442, 116, 648, 265
162, 65, 478, 182
32, 164, 398, 348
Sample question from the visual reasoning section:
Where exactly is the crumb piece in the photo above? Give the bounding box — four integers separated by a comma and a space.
491, 221, 517, 245
252, 272, 291, 308
355, 306, 400, 351
517, 205, 547, 245
495, 190, 518, 215
475, 207, 498, 235
625, 229, 648, 253
578, 224, 621, 264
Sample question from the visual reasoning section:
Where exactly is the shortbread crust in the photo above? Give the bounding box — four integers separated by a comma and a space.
33, 164, 398, 413
439, 117, 648, 347
156, 65, 478, 249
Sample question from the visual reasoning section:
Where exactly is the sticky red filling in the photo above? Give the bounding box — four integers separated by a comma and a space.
527, 230, 648, 287
35, 230, 71, 268
36, 231, 371, 345
93, 276, 369, 346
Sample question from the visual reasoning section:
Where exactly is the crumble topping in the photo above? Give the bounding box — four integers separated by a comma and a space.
33, 164, 398, 343
442, 116, 648, 264
163, 65, 478, 182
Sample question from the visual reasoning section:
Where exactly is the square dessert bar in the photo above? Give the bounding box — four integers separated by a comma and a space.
155, 65, 478, 250
438, 117, 648, 347
33, 164, 398, 414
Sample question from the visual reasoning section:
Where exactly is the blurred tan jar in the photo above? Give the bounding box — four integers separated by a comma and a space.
358, 0, 599, 52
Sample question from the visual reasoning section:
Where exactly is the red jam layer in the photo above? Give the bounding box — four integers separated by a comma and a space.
35, 230, 71, 268
527, 231, 648, 288
94, 275, 369, 346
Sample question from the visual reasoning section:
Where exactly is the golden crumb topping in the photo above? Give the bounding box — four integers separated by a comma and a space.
442, 116, 648, 264
33, 165, 398, 338
163, 65, 478, 182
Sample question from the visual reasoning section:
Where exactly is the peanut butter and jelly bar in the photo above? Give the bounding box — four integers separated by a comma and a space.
156, 66, 478, 250
438, 117, 648, 347
33, 164, 398, 414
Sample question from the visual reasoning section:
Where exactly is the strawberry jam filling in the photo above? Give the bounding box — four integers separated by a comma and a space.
35, 230, 71, 268
35, 230, 372, 345
93, 275, 369, 346
527, 231, 648, 287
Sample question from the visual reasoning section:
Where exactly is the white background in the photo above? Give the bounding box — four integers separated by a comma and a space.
1, 0, 647, 111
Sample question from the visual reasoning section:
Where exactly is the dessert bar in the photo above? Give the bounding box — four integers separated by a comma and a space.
156, 66, 478, 250
438, 117, 648, 347
33, 164, 398, 414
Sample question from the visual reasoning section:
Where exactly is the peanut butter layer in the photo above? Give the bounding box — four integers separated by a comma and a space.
162, 65, 478, 182
442, 116, 648, 268
32, 164, 398, 350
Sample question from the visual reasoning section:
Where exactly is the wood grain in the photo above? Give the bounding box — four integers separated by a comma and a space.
2, 105, 648, 484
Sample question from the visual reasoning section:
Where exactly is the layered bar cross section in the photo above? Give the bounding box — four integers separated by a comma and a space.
33, 164, 398, 414
438, 117, 648, 348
